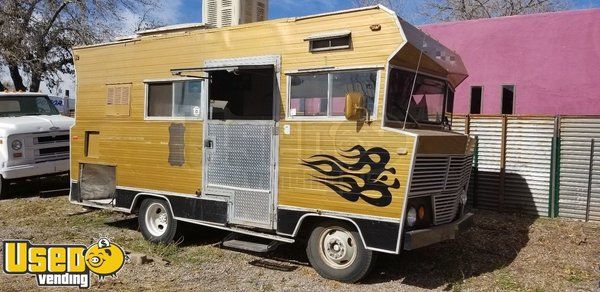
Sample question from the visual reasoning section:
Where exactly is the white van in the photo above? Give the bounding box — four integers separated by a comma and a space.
0, 93, 74, 197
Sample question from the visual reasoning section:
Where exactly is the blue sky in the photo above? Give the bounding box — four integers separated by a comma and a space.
175, 0, 600, 25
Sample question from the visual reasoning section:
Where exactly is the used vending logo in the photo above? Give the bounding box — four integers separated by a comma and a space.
2, 238, 126, 289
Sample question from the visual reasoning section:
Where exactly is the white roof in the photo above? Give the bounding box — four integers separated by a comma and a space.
0, 92, 48, 97
136, 23, 208, 36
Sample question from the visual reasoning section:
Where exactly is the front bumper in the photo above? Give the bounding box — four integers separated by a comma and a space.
403, 212, 473, 251
0, 159, 70, 180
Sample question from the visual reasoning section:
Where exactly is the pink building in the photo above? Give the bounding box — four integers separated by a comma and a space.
420, 9, 600, 115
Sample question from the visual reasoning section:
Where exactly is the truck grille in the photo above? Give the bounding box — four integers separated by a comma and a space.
39, 146, 70, 156
410, 155, 473, 225
36, 135, 69, 144
34, 131, 70, 163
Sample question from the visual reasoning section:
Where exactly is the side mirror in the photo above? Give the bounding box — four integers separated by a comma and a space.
344, 92, 369, 121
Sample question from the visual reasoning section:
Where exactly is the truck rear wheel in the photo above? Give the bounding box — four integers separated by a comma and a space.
306, 221, 376, 283
138, 198, 178, 244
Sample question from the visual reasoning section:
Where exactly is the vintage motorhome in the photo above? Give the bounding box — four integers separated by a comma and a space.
70, 5, 474, 282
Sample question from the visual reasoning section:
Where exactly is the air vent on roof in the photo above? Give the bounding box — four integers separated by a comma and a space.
203, 0, 269, 28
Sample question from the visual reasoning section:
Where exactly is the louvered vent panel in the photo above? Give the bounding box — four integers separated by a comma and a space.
410, 154, 474, 225
206, 0, 218, 27
106, 87, 115, 105
221, 9, 233, 27
105, 84, 131, 117
256, 1, 266, 20
410, 156, 449, 195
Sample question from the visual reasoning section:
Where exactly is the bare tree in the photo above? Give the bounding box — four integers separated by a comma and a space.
0, 0, 161, 92
421, 0, 569, 22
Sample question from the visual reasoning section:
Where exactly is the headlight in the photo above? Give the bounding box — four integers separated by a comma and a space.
406, 206, 417, 227
11, 140, 23, 151
460, 190, 468, 205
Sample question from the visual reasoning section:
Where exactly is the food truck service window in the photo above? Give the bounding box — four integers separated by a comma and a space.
288, 69, 377, 119
146, 79, 203, 120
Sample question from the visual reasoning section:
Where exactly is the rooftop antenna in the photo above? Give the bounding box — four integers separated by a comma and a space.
403, 37, 426, 130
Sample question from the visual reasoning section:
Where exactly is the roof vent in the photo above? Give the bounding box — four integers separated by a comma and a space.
203, 0, 268, 28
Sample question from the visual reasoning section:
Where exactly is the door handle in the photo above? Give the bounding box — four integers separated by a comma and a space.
204, 139, 214, 149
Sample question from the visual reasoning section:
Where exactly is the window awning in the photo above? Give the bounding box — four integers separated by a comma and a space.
304, 30, 351, 41
398, 18, 468, 88
171, 64, 274, 76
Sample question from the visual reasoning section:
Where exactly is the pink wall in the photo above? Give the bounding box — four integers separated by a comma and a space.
420, 9, 600, 115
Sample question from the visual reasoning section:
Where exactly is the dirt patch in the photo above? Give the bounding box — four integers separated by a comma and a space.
1, 195, 599, 291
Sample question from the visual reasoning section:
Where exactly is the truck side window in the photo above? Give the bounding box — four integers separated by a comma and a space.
147, 83, 173, 117
331, 71, 376, 116
289, 69, 377, 119
146, 80, 203, 119
290, 74, 328, 117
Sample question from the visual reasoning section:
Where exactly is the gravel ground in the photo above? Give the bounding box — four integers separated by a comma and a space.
0, 183, 599, 291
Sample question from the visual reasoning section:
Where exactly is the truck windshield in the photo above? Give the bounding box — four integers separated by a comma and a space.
0, 95, 60, 117
385, 68, 447, 125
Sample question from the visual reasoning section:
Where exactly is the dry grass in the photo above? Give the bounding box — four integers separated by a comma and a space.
0, 189, 599, 291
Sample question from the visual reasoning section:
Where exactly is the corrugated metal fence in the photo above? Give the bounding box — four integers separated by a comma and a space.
452, 115, 599, 222
558, 117, 600, 222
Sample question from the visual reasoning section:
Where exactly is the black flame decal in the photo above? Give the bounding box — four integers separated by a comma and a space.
301, 145, 400, 207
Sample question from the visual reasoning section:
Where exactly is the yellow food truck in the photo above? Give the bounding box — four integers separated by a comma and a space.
70, 5, 474, 282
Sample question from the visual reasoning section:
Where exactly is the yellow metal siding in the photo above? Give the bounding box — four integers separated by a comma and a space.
278, 121, 415, 219
72, 120, 203, 194
72, 8, 411, 217
85, 132, 101, 158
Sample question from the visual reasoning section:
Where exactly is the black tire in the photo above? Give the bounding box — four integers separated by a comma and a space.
306, 221, 377, 283
0, 176, 8, 200
138, 198, 179, 244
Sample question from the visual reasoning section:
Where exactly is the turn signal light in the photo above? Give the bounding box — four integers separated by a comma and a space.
418, 206, 426, 220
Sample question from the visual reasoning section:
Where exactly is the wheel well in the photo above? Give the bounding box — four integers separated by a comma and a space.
295, 215, 360, 243
131, 194, 170, 214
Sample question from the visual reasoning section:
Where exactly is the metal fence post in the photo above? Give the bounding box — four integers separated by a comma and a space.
552, 135, 562, 218
549, 116, 561, 218
472, 136, 479, 208
499, 115, 508, 211
585, 138, 595, 222
554, 116, 562, 218
465, 114, 471, 135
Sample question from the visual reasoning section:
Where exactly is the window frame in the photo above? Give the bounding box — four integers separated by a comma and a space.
501, 84, 516, 115
286, 68, 381, 121
383, 65, 451, 128
469, 85, 484, 115
309, 35, 352, 52
144, 77, 207, 121
305, 31, 352, 53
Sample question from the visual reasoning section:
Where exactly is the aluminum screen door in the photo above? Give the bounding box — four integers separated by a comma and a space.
203, 120, 276, 228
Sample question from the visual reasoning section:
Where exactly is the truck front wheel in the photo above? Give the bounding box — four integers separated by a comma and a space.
306, 221, 376, 283
0, 176, 7, 199
138, 198, 178, 244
